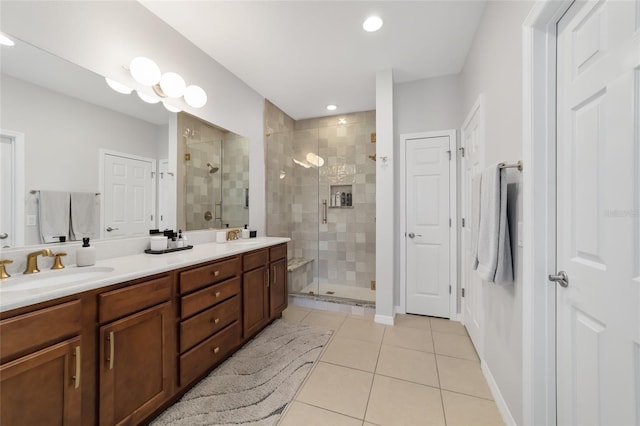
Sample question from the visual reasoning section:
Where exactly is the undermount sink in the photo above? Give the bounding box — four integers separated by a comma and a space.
0, 266, 115, 292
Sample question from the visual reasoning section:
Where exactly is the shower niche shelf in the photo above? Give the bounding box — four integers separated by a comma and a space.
329, 184, 353, 208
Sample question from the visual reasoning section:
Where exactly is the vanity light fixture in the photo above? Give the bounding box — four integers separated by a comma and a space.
124, 56, 208, 108
105, 77, 133, 95
163, 103, 181, 113
326, 104, 338, 111
0, 33, 15, 46
136, 91, 160, 104
363, 16, 383, 32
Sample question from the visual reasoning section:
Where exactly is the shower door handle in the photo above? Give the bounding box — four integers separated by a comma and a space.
322, 200, 327, 224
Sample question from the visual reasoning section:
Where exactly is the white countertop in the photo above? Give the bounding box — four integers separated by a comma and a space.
0, 237, 289, 313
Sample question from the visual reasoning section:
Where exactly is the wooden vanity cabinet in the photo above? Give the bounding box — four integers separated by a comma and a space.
97, 275, 173, 426
242, 249, 270, 338
0, 300, 83, 426
269, 244, 288, 319
177, 256, 242, 388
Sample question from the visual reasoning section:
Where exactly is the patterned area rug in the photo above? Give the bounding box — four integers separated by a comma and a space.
151, 319, 332, 426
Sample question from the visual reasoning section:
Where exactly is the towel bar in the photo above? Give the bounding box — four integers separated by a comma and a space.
498, 161, 523, 171
31, 190, 100, 195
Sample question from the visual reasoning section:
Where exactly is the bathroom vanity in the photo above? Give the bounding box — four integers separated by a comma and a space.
0, 238, 288, 426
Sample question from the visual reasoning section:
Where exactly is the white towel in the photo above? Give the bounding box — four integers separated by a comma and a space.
38, 191, 70, 243
70, 192, 99, 241
473, 164, 513, 284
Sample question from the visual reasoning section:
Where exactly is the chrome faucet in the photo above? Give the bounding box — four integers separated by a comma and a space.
24, 249, 52, 274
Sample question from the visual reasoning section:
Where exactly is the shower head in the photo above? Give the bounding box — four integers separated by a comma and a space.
206, 162, 219, 174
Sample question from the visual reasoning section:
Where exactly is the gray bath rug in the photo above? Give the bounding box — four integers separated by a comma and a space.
151, 319, 332, 426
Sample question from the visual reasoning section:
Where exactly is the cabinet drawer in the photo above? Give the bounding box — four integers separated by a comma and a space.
243, 249, 269, 272
99, 275, 171, 323
0, 300, 81, 362
179, 321, 241, 386
180, 296, 240, 353
180, 257, 240, 294
270, 243, 287, 262
181, 277, 241, 319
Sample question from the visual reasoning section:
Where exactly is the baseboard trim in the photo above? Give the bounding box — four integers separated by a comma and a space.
394, 305, 406, 315
374, 314, 394, 325
481, 361, 516, 426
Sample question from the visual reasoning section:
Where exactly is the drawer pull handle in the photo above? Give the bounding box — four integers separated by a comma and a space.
214, 318, 220, 324
212, 270, 220, 277
215, 291, 221, 298
213, 346, 220, 354
73, 345, 81, 389
107, 331, 115, 370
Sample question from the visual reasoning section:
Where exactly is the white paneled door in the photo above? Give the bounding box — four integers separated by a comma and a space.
556, 1, 640, 424
0, 135, 14, 248
461, 98, 485, 355
405, 135, 452, 318
103, 153, 155, 239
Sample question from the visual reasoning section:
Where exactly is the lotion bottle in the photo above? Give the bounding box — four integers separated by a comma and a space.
76, 238, 96, 267
242, 224, 250, 239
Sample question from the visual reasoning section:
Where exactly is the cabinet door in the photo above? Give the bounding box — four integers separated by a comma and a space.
99, 302, 172, 426
243, 265, 269, 338
0, 336, 82, 426
270, 258, 288, 319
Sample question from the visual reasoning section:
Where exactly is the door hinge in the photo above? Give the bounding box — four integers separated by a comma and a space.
458, 147, 465, 157
449, 285, 451, 294
150, 214, 154, 221
446, 150, 452, 160
449, 218, 452, 227
462, 218, 466, 227
462, 288, 466, 297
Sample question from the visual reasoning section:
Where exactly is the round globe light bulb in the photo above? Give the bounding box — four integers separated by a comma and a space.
0, 33, 15, 46
129, 57, 161, 86
163, 103, 181, 113
105, 77, 133, 95
136, 91, 160, 104
184, 85, 207, 108
363, 16, 383, 32
159, 72, 186, 98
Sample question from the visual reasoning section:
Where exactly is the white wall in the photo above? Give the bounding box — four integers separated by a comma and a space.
1, 0, 266, 234
375, 70, 395, 324
393, 75, 463, 307
459, 2, 534, 423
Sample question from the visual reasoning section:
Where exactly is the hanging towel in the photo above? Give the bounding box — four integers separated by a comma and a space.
38, 191, 70, 243
70, 192, 99, 241
473, 164, 513, 284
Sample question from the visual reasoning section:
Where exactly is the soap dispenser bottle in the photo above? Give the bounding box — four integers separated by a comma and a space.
242, 225, 250, 239
76, 237, 96, 267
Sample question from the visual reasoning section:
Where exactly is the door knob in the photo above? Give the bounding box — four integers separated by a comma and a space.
408, 232, 415, 238
106, 227, 119, 232
0, 233, 8, 239
549, 271, 569, 288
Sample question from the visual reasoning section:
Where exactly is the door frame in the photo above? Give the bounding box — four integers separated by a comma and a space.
99, 149, 157, 239
399, 129, 457, 319
522, 1, 573, 425
0, 129, 25, 247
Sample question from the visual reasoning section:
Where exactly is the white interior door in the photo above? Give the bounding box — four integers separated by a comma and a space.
556, 1, 640, 424
405, 135, 451, 318
461, 98, 485, 354
0, 135, 15, 248
157, 159, 175, 231
103, 153, 155, 239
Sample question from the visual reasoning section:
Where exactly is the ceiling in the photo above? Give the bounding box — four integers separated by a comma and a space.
140, 1, 486, 120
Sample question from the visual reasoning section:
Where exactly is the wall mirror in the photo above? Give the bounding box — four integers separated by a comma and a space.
0, 34, 249, 249
177, 113, 249, 231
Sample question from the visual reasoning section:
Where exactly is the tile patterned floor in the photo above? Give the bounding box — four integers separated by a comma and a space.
279, 306, 504, 426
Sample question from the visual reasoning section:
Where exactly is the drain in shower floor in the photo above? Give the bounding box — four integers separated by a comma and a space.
325, 291, 335, 295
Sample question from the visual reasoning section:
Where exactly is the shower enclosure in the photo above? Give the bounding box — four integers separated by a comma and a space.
266, 111, 376, 303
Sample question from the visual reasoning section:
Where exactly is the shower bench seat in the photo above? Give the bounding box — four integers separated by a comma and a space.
287, 257, 314, 293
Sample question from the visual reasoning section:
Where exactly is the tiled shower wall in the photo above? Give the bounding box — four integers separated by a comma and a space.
221, 132, 249, 228
265, 101, 376, 291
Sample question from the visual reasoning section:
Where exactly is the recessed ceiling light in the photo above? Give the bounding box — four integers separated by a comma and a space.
326, 104, 338, 111
0, 33, 15, 46
363, 16, 383, 32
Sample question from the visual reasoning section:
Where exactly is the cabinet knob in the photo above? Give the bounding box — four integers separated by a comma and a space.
215, 291, 221, 298
212, 270, 220, 277
214, 318, 220, 324
213, 346, 220, 354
